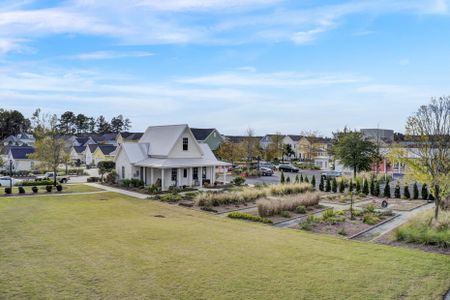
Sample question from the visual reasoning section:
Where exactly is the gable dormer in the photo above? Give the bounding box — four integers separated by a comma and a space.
168, 127, 203, 158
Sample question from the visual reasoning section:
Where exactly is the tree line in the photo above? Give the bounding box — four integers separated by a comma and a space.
0, 108, 132, 140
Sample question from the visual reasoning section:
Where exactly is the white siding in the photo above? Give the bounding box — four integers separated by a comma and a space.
115, 148, 134, 180
168, 128, 203, 158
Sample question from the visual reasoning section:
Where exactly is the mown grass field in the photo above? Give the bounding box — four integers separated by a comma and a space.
0, 192, 449, 299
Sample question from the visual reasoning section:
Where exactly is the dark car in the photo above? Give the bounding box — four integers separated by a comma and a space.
258, 167, 274, 176
278, 164, 299, 173
321, 171, 342, 178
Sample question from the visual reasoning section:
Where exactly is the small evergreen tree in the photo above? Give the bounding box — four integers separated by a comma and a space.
319, 176, 324, 191
280, 172, 285, 184
286, 176, 291, 183
331, 177, 337, 193
421, 183, 428, 200
394, 182, 401, 199
412, 182, 419, 200
428, 192, 435, 201
383, 180, 391, 198
403, 185, 410, 199
300, 174, 304, 183
304, 176, 309, 183
374, 181, 380, 197
349, 179, 353, 192
369, 178, 375, 196
362, 179, 369, 195
339, 180, 345, 193
356, 180, 361, 193
295, 175, 299, 183
325, 177, 331, 192
311, 175, 316, 188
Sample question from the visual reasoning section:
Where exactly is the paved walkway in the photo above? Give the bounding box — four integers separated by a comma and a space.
85, 183, 149, 199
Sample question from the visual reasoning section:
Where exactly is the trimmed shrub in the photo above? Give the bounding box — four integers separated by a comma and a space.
338, 180, 345, 193
356, 180, 361, 193
403, 185, 411, 199
311, 175, 316, 188
300, 174, 304, 183
421, 183, 428, 200
45, 185, 53, 193
232, 176, 246, 186
374, 181, 380, 197
325, 178, 331, 192
159, 193, 183, 202
257, 192, 320, 217
148, 184, 160, 194
294, 175, 299, 183
394, 183, 401, 199
319, 176, 324, 191
295, 205, 306, 214
32, 186, 38, 193
304, 176, 309, 184
22, 179, 53, 186
383, 180, 391, 198
413, 183, 419, 200
228, 212, 272, 224
362, 179, 369, 195
349, 179, 353, 192
280, 172, 285, 184
87, 177, 100, 183
56, 185, 63, 192
18, 186, 26, 194
4, 187, 12, 195
428, 193, 435, 201
286, 177, 291, 183
130, 179, 144, 188
279, 211, 291, 218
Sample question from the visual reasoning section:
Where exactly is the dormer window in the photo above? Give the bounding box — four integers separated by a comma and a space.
183, 137, 188, 151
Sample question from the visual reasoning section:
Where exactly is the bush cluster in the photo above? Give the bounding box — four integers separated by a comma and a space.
21, 180, 54, 186
257, 192, 320, 217
158, 193, 183, 202
228, 212, 273, 223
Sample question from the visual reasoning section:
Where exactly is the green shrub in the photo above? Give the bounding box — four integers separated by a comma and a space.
374, 181, 380, 197
45, 185, 52, 192
18, 186, 26, 194
159, 193, 183, 202
232, 176, 246, 186
349, 179, 353, 192
356, 180, 361, 193
394, 183, 401, 199
32, 186, 38, 193
403, 185, 411, 199
87, 177, 100, 183
325, 178, 331, 192
413, 182, 419, 200
363, 213, 381, 225
122, 179, 131, 187
304, 176, 309, 184
311, 175, 316, 188
338, 180, 345, 193
56, 185, 63, 192
286, 177, 291, 183
335, 210, 345, 216
294, 175, 299, 183
322, 208, 336, 220
4, 187, 12, 194
279, 211, 291, 218
365, 203, 376, 213
280, 172, 285, 184
319, 176, 324, 191
384, 180, 391, 198
130, 179, 144, 188
148, 184, 160, 194
338, 228, 347, 236
183, 192, 198, 200
22, 179, 53, 186
331, 178, 337, 193
228, 212, 272, 224
295, 205, 306, 214
421, 183, 428, 200
300, 174, 304, 182
362, 179, 369, 195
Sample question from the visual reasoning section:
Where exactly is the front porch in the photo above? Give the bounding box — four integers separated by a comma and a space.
137, 166, 228, 191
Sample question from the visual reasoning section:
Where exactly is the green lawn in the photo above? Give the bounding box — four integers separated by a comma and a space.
0, 193, 449, 299
0, 184, 101, 196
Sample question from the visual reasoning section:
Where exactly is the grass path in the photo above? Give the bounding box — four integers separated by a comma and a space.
0, 192, 449, 299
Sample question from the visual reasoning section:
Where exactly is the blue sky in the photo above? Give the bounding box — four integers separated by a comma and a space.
0, 0, 449, 136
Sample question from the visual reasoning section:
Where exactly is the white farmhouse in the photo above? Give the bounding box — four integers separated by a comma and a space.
115, 124, 230, 191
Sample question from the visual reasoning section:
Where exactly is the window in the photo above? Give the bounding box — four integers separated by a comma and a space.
183, 169, 188, 178
171, 168, 177, 181
193, 168, 198, 180
121, 166, 125, 179
182, 137, 188, 151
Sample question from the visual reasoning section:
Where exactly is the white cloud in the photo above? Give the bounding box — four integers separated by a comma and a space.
68, 51, 154, 60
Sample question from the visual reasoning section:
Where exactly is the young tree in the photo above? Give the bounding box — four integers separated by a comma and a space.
332, 129, 377, 178
362, 179, 369, 195
311, 175, 316, 188
300, 174, 304, 182
216, 141, 245, 164
356, 179, 361, 193
29, 110, 68, 186
280, 171, 285, 184
331, 177, 337, 193
369, 178, 375, 196
266, 132, 284, 161
413, 183, 419, 200
294, 175, 299, 183
98, 161, 116, 182
0, 109, 31, 139
374, 181, 381, 197
403, 185, 411, 199
394, 182, 401, 199
339, 180, 345, 193
242, 128, 261, 171
421, 183, 429, 200
319, 176, 324, 191
304, 176, 309, 183
325, 177, 331, 192
349, 179, 353, 192
384, 180, 391, 198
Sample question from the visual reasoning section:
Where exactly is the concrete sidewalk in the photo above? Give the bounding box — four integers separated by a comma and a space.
85, 183, 149, 199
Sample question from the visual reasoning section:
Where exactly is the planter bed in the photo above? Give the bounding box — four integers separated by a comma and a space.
247, 204, 328, 224
0, 184, 100, 196
294, 209, 395, 238
191, 202, 257, 214
357, 199, 428, 211
376, 233, 450, 255
320, 193, 368, 204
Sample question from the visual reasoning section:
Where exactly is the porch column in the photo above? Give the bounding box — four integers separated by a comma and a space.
177, 168, 181, 187
199, 168, 203, 187
150, 168, 154, 185
212, 166, 216, 184
161, 168, 165, 191
144, 167, 147, 185
189, 167, 193, 187
223, 166, 227, 184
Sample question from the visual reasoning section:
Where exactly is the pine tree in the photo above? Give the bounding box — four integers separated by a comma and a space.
304, 176, 309, 183
374, 181, 380, 197
319, 176, 324, 191
369, 178, 375, 196
394, 182, 401, 199
300, 174, 304, 183
280, 172, 285, 184
421, 183, 428, 200
339, 180, 345, 193
325, 177, 331, 192
362, 179, 369, 195
331, 177, 337, 193
403, 185, 410, 199
311, 175, 316, 188
349, 179, 353, 192
286, 176, 291, 183
356, 180, 361, 193
383, 180, 391, 198
295, 175, 299, 183
428, 192, 435, 201
413, 182, 419, 200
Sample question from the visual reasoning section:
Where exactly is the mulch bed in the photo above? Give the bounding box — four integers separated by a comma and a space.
376, 232, 450, 255
357, 199, 428, 211
320, 193, 368, 204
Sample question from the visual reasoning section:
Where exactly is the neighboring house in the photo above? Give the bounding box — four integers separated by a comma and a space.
95, 133, 118, 146
191, 128, 224, 151
85, 144, 99, 166
92, 144, 117, 166
298, 136, 332, 169
7, 146, 36, 171
115, 124, 230, 191
70, 146, 86, 165
361, 128, 394, 143
224, 135, 263, 144
2, 133, 35, 146
282, 135, 302, 158
260, 134, 285, 150
116, 132, 144, 145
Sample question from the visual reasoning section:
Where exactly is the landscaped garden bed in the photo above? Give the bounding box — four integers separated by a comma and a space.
295, 205, 396, 237
1, 184, 101, 196
357, 198, 428, 211
320, 193, 369, 204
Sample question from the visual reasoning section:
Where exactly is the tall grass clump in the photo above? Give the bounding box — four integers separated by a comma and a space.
394, 211, 450, 248
268, 183, 313, 196
257, 192, 320, 217
195, 188, 266, 207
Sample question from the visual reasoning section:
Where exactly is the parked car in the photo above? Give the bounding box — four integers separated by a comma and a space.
36, 172, 70, 183
0, 176, 23, 187
278, 164, 299, 173
258, 166, 274, 176
259, 162, 275, 170
321, 171, 342, 178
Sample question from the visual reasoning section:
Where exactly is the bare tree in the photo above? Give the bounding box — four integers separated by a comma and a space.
401, 97, 449, 220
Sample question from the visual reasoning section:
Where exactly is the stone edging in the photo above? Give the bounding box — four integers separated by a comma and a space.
348, 214, 400, 240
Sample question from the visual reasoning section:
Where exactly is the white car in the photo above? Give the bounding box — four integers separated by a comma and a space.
0, 176, 23, 187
